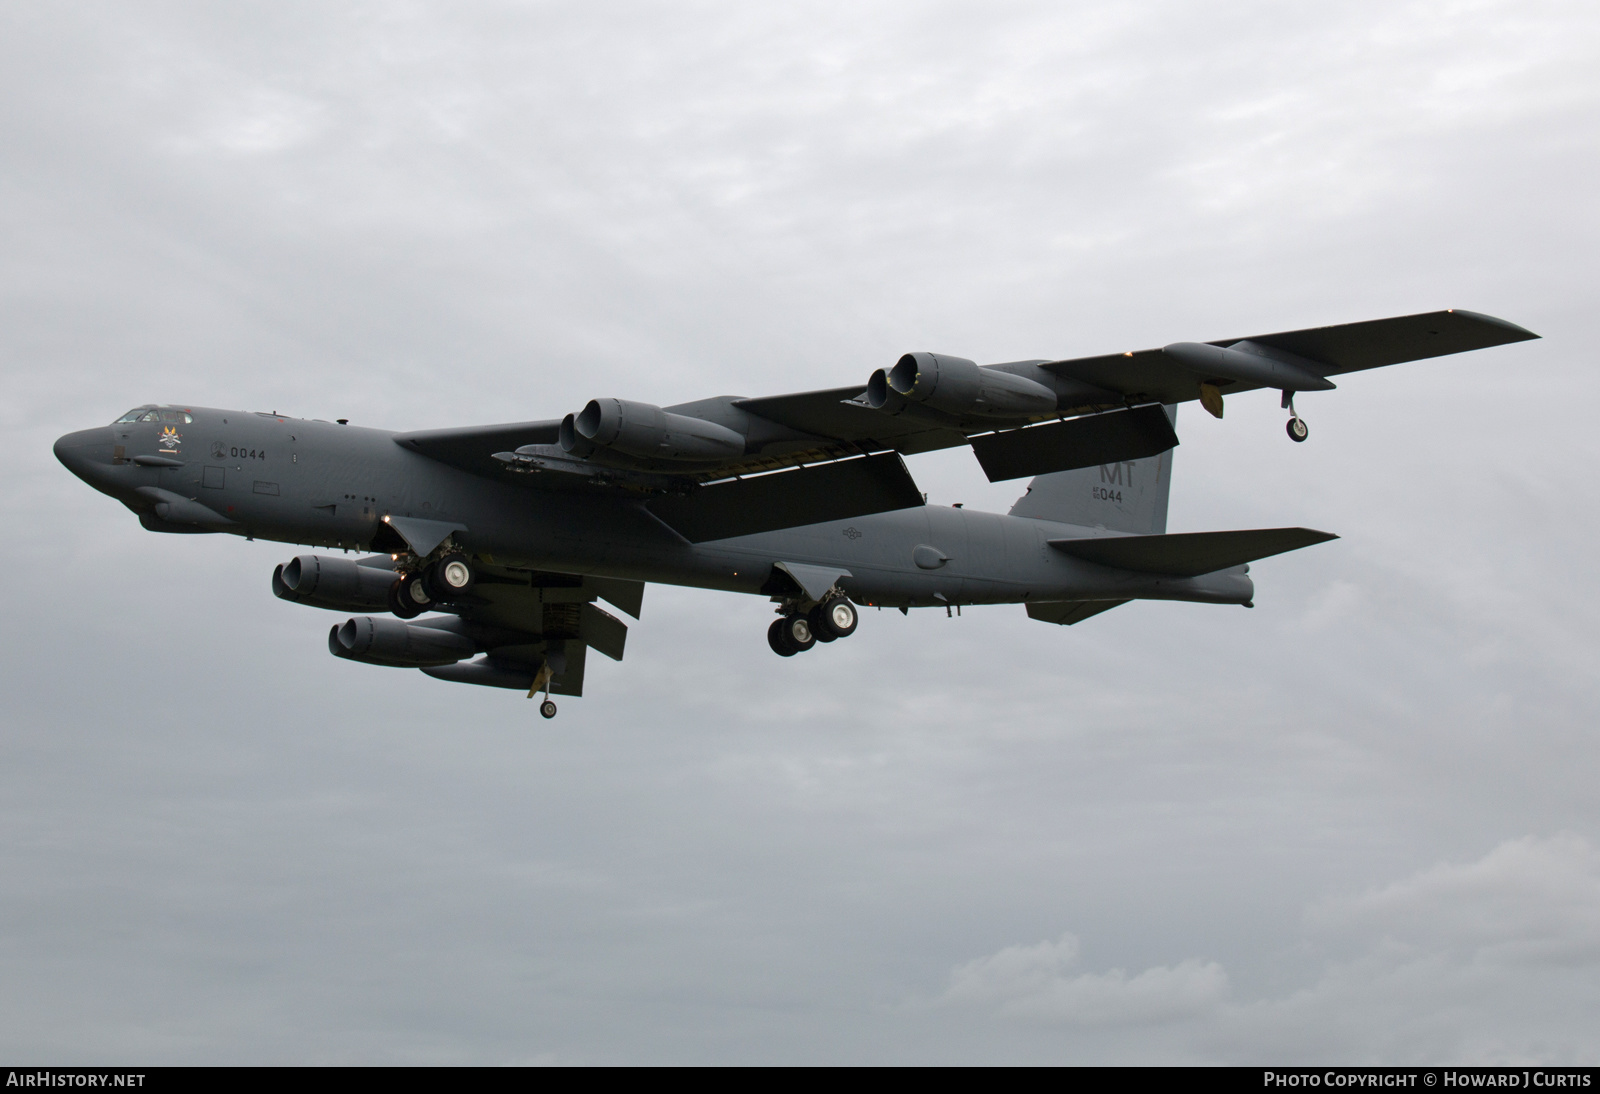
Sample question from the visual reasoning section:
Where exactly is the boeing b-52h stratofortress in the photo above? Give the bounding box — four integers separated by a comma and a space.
56, 310, 1536, 717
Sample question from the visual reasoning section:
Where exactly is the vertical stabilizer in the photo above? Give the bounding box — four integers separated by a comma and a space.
1008, 405, 1176, 533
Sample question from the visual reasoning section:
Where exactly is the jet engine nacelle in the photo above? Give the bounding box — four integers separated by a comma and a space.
327, 616, 477, 667
870, 353, 1058, 419
273, 554, 396, 612
559, 399, 745, 461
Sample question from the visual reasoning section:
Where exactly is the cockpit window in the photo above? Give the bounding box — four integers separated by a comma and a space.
113, 408, 192, 424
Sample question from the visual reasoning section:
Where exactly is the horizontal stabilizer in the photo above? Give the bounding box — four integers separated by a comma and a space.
1026, 599, 1130, 626
646, 452, 924, 542
970, 404, 1179, 483
1049, 527, 1337, 576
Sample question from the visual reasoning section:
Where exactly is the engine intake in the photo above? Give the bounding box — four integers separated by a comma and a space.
273, 554, 396, 612
872, 353, 1058, 419
328, 616, 476, 667
560, 399, 744, 461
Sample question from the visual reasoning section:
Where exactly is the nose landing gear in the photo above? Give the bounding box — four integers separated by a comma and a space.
1282, 390, 1309, 443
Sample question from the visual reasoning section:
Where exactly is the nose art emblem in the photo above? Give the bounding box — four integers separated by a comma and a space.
159, 426, 183, 453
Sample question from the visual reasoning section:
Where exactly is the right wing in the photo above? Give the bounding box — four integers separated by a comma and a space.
425, 564, 642, 697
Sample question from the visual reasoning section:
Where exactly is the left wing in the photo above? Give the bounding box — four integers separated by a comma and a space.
390, 309, 1535, 540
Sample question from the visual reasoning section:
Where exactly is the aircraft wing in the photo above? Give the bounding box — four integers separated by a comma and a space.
414, 564, 644, 697
390, 309, 1534, 541
1039, 309, 1537, 411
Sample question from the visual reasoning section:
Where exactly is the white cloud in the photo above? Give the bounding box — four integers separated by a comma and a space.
1310, 832, 1600, 964
941, 836, 1600, 1061
941, 933, 1229, 1025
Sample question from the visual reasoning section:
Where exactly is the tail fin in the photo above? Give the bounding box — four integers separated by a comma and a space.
1008, 405, 1176, 533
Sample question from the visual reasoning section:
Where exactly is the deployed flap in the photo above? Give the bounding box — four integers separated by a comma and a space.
1026, 599, 1130, 625
1010, 410, 1175, 534
382, 515, 468, 556
1049, 527, 1337, 576
579, 602, 628, 662
970, 404, 1179, 483
645, 452, 924, 542
588, 576, 644, 619
774, 562, 852, 601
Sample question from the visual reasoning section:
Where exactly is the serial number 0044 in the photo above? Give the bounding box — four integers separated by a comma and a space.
1092, 487, 1124, 502
229, 447, 266, 460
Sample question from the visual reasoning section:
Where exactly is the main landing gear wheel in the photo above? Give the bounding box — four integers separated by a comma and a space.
388, 574, 431, 618
768, 614, 817, 656
811, 596, 859, 640
423, 552, 475, 601
767, 619, 798, 657
539, 699, 558, 719
809, 603, 839, 643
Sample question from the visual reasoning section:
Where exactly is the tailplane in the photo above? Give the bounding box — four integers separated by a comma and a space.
1008, 405, 1176, 533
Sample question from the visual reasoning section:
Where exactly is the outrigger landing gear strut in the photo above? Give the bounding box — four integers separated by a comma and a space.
1282, 390, 1309, 442
528, 663, 557, 718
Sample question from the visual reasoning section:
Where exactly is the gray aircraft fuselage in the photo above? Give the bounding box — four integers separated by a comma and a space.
53, 405, 1250, 611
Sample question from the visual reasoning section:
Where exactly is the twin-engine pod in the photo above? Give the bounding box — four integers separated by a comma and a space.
868, 353, 1058, 419
327, 615, 476, 667
559, 398, 745, 461
273, 554, 396, 612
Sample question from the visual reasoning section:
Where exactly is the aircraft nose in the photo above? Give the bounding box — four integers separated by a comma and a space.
53, 427, 115, 482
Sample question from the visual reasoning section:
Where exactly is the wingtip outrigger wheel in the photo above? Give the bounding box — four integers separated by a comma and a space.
1282, 390, 1309, 442
539, 699, 558, 719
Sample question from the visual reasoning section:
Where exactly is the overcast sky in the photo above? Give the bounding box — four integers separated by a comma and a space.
3, 0, 1598, 1064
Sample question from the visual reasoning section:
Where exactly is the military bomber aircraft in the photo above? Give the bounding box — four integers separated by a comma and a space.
55, 309, 1537, 717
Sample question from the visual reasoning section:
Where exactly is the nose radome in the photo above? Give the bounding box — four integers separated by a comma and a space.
54, 427, 114, 480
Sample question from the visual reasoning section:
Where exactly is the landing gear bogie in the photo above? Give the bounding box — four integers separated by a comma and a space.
770, 595, 858, 655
